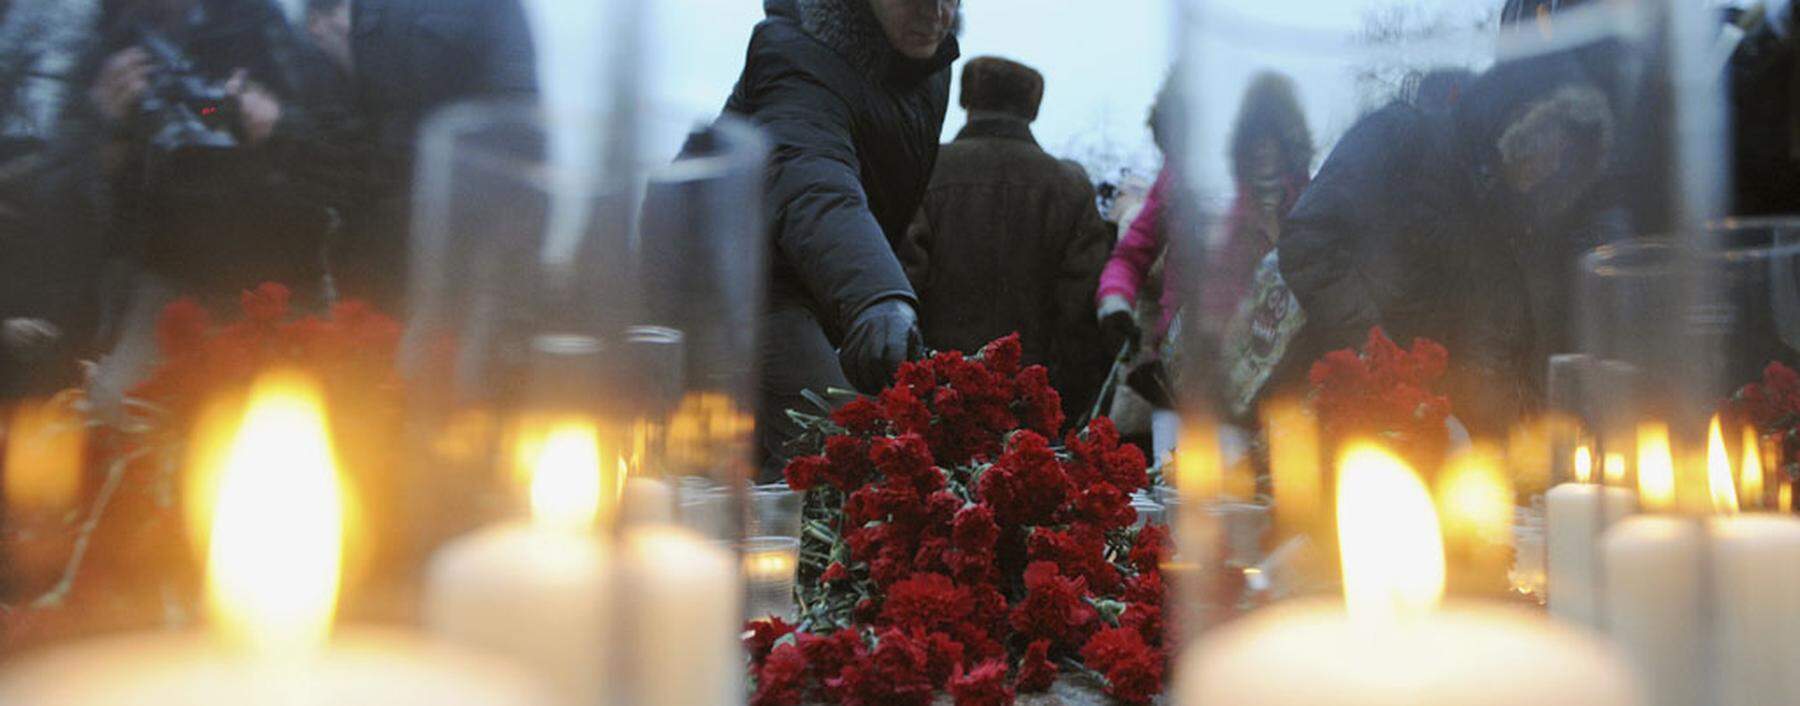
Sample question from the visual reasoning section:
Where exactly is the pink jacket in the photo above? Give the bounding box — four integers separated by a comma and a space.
1096, 169, 1180, 341
1095, 168, 1309, 341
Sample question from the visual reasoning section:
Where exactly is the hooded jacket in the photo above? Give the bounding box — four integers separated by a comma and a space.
726, 0, 959, 338
1276, 48, 1622, 435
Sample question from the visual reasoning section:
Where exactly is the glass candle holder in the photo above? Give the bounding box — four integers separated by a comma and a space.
740, 536, 800, 623
1169, 1, 1718, 705
404, 99, 766, 706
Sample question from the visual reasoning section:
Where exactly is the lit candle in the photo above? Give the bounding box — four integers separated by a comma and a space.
1546, 443, 1636, 627
1741, 427, 1765, 510
1601, 422, 1702, 706
742, 536, 800, 621
426, 419, 612, 706
1178, 444, 1640, 706
613, 525, 741, 706
1435, 447, 1513, 594
1264, 399, 1321, 539
1603, 419, 1800, 706
0, 373, 552, 706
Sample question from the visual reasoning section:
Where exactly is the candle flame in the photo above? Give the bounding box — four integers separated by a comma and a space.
1437, 447, 1514, 546
1603, 452, 1628, 486
1741, 427, 1765, 510
1176, 420, 1223, 500
1337, 443, 1445, 622
1707, 415, 1740, 514
530, 420, 606, 530
3, 396, 86, 516
1265, 399, 1321, 534
1573, 445, 1594, 484
204, 372, 343, 653
1782, 483, 1794, 514
1637, 423, 1677, 512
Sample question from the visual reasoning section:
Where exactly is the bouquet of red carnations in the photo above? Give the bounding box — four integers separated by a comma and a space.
748, 335, 1170, 705
1308, 326, 1452, 469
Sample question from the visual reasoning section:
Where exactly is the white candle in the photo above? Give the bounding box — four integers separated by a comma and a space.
1178, 600, 1640, 706
1712, 515, 1800, 706
0, 629, 553, 706
614, 526, 741, 706
1179, 444, 1640, 706
425, 524, 608, 705
1545, 446, 1637, 627
0, 373, 554, 706
1601, 515, 1706, 706
426, 420, 612, 706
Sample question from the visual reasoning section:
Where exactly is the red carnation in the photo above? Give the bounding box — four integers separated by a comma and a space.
744, 617, 798, 666
949, 659, 1014, 706
1128, 524, 1172, 574
832, 398, 889, 435
154, 298, 211, 359
798, 629, 865, 683
880, 386, 933, 436
1016, 639, 1058, 693
751, 643, 809, 706
1028, 527, 1121, 595
240, 281, 291, 324
821, 562, 851, 583
1015, 365, 1064, 436
783, 454, 830, 491
879, 573, 970, 632
824, 435, 874, 490
1081, 627, 1166, 704
830, 628, 936, 706
979, 334, 1024, 378
1009, 561, 1097, 649
1074, 483, 1137, 531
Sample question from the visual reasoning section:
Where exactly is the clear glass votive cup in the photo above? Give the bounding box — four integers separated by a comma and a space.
742, 536, 801, 622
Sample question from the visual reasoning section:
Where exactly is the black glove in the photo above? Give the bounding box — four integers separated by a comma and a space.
1099, 308, 1142, 358
839, 299, 923, 393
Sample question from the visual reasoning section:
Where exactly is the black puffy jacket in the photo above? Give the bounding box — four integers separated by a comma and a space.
724, 0, 958, 337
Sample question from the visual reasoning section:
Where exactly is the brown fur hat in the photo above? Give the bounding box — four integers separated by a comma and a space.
960, 56, 1045, 121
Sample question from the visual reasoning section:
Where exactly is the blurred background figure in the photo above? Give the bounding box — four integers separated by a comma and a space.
0, 0, 109, 397
903, 55, 1113, 425
1209, 71, 1314, 420
1203, 71, 1311, 337
1092, 72, 1191, 453
721, 0, 960, 477
1274, 7, 1622, 438
327, 0, 535, 312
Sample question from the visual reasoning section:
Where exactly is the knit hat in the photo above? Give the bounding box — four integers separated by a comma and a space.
960, 56, 1045, 121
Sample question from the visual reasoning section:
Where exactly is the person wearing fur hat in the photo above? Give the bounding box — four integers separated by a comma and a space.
720, 0, 960, 476
901, 56, 1114, 425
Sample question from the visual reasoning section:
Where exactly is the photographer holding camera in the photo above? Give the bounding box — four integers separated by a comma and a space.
85, 0, 363, 311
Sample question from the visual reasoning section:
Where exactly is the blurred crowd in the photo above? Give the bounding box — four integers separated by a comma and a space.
0, 0, 534, 401
0, 0, 1798, 480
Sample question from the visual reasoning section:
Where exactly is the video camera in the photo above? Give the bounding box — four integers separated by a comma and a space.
135, 26, 239, 154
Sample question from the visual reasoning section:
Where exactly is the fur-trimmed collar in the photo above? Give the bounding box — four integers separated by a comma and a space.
770, 0, 958, 82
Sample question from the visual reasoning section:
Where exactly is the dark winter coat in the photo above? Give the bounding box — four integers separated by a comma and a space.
728, 0, 958, 336
336, 0, 536, 308
1276, 50, 1623, 435
902, 116, 1113, 419
727, 0, 957, 475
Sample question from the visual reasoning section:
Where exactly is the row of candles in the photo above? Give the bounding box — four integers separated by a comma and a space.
1546, 417, 1800, 706
0, 371, 754, 706
1172, 406, 1800, 706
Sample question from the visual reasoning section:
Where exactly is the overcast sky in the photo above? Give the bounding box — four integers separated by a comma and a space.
615, 0, 1506, 191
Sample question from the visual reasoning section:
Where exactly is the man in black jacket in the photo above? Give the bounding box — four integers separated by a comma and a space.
723, 0, 959, 473
904, 56, 1113, 425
